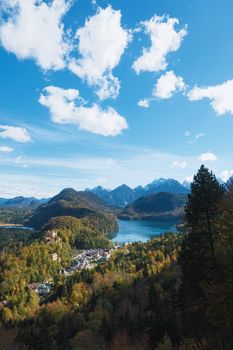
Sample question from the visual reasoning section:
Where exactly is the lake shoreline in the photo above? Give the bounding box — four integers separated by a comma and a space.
0, 223, 23, 227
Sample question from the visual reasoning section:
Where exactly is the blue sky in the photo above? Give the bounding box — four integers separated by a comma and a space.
1, 0, 233, 197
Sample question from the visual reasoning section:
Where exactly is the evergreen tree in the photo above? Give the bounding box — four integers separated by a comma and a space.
209, 180, 233, 348
182, 164, 224, 280
179, 165, 225, 344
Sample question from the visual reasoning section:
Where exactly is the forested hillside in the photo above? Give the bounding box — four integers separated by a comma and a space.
120, 192, 186, 220
27, 188, 114, 229
0, 208, 33, 224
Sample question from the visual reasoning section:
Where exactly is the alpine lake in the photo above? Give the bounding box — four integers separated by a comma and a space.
112, 219, 178, 244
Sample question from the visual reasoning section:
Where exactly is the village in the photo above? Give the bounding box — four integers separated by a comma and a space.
44, 229, 124, 276
28, 246, 123, 297
63, 247, 116, 275
26, 228, 129, 296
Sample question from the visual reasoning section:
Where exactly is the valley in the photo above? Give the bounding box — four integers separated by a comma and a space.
0, 168, 233, 349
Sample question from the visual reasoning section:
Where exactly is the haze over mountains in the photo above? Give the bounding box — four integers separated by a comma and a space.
0, 176, 231, 209
0, 196, 49, 209
0, 174, 231, 235
87, 178, 190, 207
0, 178, 189, 209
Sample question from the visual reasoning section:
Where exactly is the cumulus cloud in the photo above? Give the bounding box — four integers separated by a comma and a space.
198, 152, 217, 162
137, 71, 185, 107
184, 130, 191, 137
153, 71, 186, 99
0, 125, 31, 142
132, 15, 187, 74
188, 79, 233, 115
69, 6, 131, 100
137, 98, 150, 108
39, 86, 128, 136
172, 160, 187, 169
0, 146, 14, 153
0, 0, 70, 70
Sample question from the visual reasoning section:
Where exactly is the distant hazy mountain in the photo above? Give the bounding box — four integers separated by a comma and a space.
87, 178, 190, 207
1, 175, 227, 212
39, 198, 50, 205
218, 177, 227, 187
86, 186, 111, 205
86, 184, 140, 207
27, 188, 111, 229
144, 178, 190, 195
0, 196, 49, 209
134, 185, 145, 197
109, 184, 136, 207
119, 192, 187, 221
182, 180, 191, 190
0, 198, 7, 206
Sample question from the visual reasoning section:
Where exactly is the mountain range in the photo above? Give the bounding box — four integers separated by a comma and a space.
0, 196, 49, 209
87, 178, 190, 207
0, 176, 231, 210
26, 188, 187, 229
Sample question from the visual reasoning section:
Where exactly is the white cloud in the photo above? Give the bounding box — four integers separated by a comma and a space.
188, 79, 233, 115
221, 170, 233, 182
0, 0, 70, 70
0, 148, 202, 196
132, 15, 187, 74
184, 130, 191, 137
172, 160, 187, 169
69, 6, 131, 100
137, 98, 150, 108
0, 125, 31, 142
39, 86, 128, 136
137, 71, 185, 107
0, 146, 14, 153
198, 152, 217, 162
153, 71, 186, 99
195, 132, 204, 139
3, 145, 230, 197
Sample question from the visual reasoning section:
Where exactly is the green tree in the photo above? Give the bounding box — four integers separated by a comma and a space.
179, 165, 226, 346
184, 165, 224, 279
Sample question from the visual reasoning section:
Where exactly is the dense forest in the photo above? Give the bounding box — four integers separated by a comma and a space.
119, 192, 186, 220
0, 165, 233, 349
0, 227, 39, 252
0, 208, 33, 224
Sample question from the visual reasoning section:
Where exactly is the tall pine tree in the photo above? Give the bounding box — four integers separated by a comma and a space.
179, 165, 225, 346
184, 165, 225, 280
